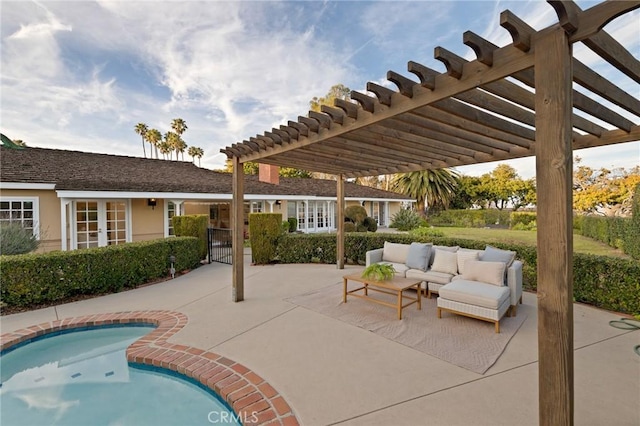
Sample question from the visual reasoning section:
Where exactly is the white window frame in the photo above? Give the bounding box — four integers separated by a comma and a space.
0, 197, 40, 238
165, 200, 184, 237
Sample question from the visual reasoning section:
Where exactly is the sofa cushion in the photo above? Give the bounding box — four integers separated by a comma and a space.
380, 262, 410, 277
406, 269, 454, 284
481, 245, 516, 267
382, 242, 410, 264
429, 245, 459, 267
439, 279, 510, 310
430, 249, 459, 275
457, 249, 482, 275
461, 260, 506, 287
406, 242, 432, 271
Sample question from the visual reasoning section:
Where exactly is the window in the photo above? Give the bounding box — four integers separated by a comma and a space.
297, 202, 306, 230
168, 201, 177, 236
0, 198, 39, 236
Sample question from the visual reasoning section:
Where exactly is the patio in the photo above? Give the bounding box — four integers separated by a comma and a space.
2, 256, 638, 425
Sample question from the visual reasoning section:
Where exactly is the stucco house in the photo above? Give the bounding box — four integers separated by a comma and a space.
0, 145, 412, 252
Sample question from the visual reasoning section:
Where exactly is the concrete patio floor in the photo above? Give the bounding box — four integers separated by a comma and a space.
2, 255, 638, 426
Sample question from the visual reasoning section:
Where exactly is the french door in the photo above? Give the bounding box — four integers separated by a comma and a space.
74, 201, 128, 249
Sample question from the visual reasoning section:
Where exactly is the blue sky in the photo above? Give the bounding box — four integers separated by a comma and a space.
1, 0, 638, 179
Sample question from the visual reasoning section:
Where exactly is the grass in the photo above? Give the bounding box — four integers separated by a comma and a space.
434, 227, 630, 258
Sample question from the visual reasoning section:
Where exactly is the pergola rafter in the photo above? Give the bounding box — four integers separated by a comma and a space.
222, 1, 639, 424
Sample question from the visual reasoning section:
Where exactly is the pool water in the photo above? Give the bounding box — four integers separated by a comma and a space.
1, 326, 240, 425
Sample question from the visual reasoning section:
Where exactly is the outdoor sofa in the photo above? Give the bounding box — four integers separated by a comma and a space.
366, 242, 523, 332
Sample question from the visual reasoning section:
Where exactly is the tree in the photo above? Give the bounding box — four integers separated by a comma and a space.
449, 175, 485, 209
12, 139, 26, 146
573, 157, 640, 216
309, 84, 351, 112
188, 146, 198, 163
194, 147, 204, 166
158, 140, 172, 159
221, 159, 311, 177
478, 164, 535, 210
391, 169, 460, 216
164, 131, 180, 160
134, 123, 148, 158
188, 146, 204, 166
171, 118, 188, 160
145, 128, 162, 159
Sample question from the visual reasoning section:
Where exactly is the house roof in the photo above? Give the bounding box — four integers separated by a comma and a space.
0, 146, 410, 200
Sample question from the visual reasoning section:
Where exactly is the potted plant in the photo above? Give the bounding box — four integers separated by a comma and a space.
361, 263, 396, 281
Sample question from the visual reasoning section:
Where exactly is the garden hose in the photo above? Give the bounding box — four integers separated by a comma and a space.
608, 318, 640, 356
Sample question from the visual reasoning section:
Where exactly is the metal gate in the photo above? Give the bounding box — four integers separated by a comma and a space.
208, 228, 232, 264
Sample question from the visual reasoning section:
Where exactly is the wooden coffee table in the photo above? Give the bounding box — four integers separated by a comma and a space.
342, 273, 422, 320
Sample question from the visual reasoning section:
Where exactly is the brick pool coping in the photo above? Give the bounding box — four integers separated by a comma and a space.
0, 310, 298, 426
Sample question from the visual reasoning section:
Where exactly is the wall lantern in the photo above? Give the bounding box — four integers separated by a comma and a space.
147, 198, 157, 210
275, 200, 282, 206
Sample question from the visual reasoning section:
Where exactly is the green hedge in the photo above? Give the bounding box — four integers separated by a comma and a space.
173, 214, 209, 259
510, 212, 537, 228
579, 216, 638, 259
429, 209, 511, 228
249, 213, 282, 264
276, 232, 640, 315
0, 237, 201, 308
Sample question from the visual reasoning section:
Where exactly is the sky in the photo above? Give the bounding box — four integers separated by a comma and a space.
1, 0, 638, 180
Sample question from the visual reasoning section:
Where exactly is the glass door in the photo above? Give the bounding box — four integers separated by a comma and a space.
74, 201, 128, 249
76, 201, 99, 249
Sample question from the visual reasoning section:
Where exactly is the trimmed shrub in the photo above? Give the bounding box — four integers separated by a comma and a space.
287, 217, 298, 233
408, 226, 445, 238
510, 212, 537, 229
389, 209, 422, 231
363, 217, 378, 232
344, 222, 356, 232
626, 184, 640, 259
0, 222, 39, 255
172, 214, 209, 259
0, 237, 200, 308
429, 209, 511, 228
249, 213, 283, 264
511, 221, 537, 231
345, 205, 368, 224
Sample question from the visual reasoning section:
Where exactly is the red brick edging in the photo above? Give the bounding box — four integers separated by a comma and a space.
0, 310, 298, 426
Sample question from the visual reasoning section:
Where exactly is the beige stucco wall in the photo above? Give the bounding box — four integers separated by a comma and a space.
0, 189, 61, 252
131, 198, 165, 242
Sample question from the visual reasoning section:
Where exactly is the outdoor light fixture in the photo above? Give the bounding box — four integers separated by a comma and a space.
147, 198, 157, 209
275, 200, 281, 206
168, 254, 176, 279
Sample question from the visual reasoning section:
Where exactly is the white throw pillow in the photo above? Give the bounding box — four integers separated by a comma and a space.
429, 245, 459, 267
463, 260, 506, 287
430, 249, 459, 275
382, 241, 411, 264
457, 249, 480, 275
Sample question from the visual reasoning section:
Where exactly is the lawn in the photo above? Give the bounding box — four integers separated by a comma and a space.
435, 227, 629, 258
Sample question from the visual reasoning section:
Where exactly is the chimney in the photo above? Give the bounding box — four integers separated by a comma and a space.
259, 164, 279, 185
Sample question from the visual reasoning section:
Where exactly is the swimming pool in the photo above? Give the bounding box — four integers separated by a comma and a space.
0, 326, 241, 425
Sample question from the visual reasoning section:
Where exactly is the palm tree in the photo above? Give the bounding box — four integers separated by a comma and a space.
134, 123, 148, 158
177, 137, 187, 161
171, 118, 188, 158
391, 169, 460, 217
145, 128, 162, 159
164, 131, 180, 160
195, 147, 204, 166
158, 140, 172, 159
188, 146, 198, 163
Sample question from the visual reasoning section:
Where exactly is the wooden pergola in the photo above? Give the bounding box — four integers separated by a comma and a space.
221, 1, 639, 424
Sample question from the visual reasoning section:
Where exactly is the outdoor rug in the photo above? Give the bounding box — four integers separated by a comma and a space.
285, 283, 527, 374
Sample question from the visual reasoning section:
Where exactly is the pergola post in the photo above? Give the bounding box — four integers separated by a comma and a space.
232, 156, 244, 302
336, 174, 345, 269
534, 27, 574, 425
